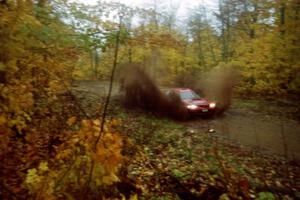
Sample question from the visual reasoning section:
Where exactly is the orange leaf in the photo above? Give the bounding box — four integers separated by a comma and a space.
67, 117, 76, 126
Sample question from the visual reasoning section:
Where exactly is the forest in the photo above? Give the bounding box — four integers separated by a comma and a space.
0, 0, 300, 199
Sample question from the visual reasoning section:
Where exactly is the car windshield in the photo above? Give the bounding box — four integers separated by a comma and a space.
179, 91, 200, 100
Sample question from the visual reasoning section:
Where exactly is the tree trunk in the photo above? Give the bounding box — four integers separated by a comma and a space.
279, 0, 286, 36
197, 34, 206, 69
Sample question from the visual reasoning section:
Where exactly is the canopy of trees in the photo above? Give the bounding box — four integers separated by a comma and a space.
70, 0, 300, 96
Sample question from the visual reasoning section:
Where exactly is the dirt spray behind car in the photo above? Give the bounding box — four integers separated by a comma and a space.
202, 65, 241, 115
116, 63, 189, 120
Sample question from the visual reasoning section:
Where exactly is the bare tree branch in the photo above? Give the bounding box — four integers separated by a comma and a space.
94, 15, 123, 150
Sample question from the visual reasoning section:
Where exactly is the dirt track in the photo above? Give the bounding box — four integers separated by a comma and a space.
186, 109, 300, 160
72, 80, 300, 160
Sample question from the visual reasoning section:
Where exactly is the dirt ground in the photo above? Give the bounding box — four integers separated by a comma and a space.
72, 80, 300, 161
186, 109, 300, 161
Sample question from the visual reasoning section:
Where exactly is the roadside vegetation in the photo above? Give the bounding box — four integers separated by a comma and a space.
0, 0, 299, 199
115, 107, 299, 199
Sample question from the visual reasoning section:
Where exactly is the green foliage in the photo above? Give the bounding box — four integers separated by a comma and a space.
172, 169, 185, 179
256, 192, 275, 200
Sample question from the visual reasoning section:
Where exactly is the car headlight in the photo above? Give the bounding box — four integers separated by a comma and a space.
187, 104, 197, 109
209, 103, 216, 108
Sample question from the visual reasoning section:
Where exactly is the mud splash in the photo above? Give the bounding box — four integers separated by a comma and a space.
116, 63, 188, 120
202, 66, 240, 115
116, 63, 240, 119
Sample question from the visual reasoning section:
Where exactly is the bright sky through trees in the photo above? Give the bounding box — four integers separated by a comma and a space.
76, 0, 218, 18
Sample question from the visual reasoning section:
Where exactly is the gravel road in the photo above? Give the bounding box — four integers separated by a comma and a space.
72, 80, 300, 161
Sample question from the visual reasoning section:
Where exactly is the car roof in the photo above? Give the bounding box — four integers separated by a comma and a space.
171, 88, 193, 93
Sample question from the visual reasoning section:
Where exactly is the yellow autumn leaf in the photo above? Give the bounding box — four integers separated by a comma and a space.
121, 194, 126, 200
0, 116, 7, 126
94, 130, 100, 137
93, 119, 100, 126
110, 119, 119, 126
102, 173, 119, 185
67, 116, 76, 126
129, 194, 138, 200
25, 168, 41, 186
82, 119, 92, 127
38, 162, 49, 172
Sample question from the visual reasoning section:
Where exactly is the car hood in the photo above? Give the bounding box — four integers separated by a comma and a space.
183, 98, 209, 106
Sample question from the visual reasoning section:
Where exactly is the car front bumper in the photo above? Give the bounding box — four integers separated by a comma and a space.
187, 107, 215, 115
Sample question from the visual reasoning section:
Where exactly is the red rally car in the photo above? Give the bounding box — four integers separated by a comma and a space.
166, 88, 216, 115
